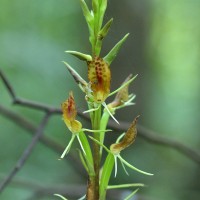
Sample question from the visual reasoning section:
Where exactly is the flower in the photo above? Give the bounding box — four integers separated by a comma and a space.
110, 115, 139, 155
61, 91, 82, 134
108, 74, 136, 110
87, 56, 111, 103
89, 116, 153, 177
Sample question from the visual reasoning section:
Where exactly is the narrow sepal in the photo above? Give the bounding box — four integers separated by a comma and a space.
118, 155, 154, 176
60, 135, 76, 159
104, 33, 129, 65
107, 183, 145, 190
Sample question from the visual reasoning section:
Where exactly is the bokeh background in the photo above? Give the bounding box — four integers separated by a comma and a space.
0, 0, 200, 199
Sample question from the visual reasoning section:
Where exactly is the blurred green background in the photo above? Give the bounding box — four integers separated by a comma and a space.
0, 0, 200, 199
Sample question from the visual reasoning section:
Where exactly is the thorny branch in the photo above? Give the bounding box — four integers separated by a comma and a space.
1, 69, 200, 196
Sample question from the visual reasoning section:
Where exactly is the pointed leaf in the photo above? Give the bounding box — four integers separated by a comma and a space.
66, 51, 92, 61
109, 74, 138, 97
63, 61, 87, 92
77, 149, 89, 173
99, 18, 113, 39
54, 194, 68, 200
80, 0, 93, 25
99, 153, 115, 200
79, 131, 94, 167
104, 33, 129, 65
92, 0, 99, 15
124, 188, 139, 200
98, 0, 107, 29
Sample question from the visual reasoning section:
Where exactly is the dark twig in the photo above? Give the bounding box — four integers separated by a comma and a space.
77, 112, 200, 164
0, 105, 86, 178
0, 69, 60, 114
108, 120, 200, 164
0, 113, 50, 193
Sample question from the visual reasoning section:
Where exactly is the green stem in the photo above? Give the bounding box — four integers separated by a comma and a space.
93, 105, 101, 199
87, 104, 102, 199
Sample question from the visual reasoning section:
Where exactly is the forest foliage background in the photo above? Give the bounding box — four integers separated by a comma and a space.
0, 0, 200, 199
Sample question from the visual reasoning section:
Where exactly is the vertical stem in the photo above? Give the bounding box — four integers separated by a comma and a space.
87, 104, 101, 200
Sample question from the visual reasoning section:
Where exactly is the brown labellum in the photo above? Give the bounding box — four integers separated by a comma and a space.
87, 56, 111, 103
110, 115, 139, 154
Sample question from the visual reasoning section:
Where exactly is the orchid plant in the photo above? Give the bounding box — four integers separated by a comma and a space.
55, 0, 153, 200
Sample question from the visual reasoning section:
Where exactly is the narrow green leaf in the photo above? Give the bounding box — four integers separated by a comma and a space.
104, 33, 129, 65
66, 51, 92, 61
88, 136, 110, 153
92, 0, 99, 15
100, 111, 110, 156
80, 0, 94, 47
124, 188, 139, 200
60, 135, 76, 159
77, 149, 89, 173
62, 61, 88, 92
79, 131, 94, 166
99, 18, 113, 39
54, 194, 68, 200
108, 74, 138, 97
99, 153, 115, 200
98, 0, 107, 29
78, 195, 86, 200
80, 0, 93, 25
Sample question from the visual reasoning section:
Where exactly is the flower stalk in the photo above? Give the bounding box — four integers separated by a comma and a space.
56, 1, 153, 200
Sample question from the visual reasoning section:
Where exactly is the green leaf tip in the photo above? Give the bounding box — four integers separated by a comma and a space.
62, 61, 88, 92
99, 18, 113, 40
66, 51, 92, 61
80, 0, 93, 23
54, 194, 68, 200
104, 33, 130, 65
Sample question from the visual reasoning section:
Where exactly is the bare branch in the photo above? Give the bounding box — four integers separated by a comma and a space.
0, 69, 61, 114
0, 113, 50, 193
0, 105, 86, 178
108, 120, 200, 164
